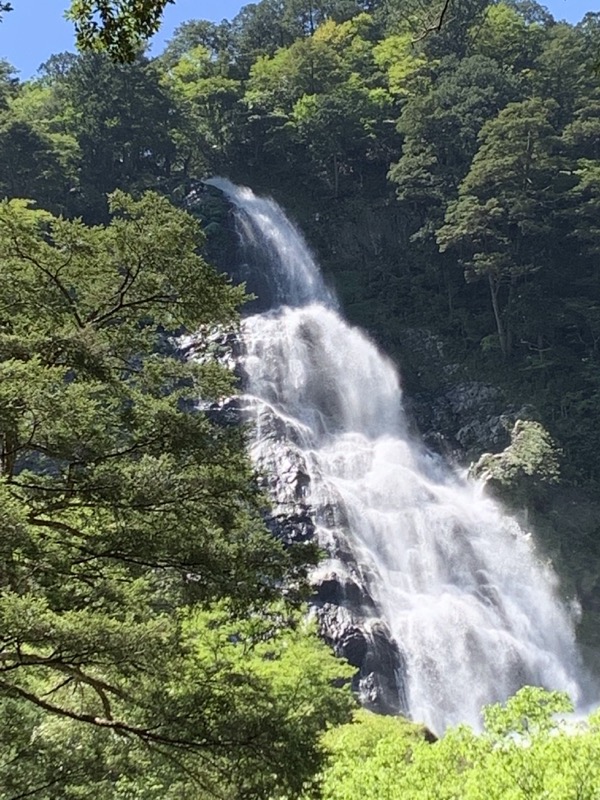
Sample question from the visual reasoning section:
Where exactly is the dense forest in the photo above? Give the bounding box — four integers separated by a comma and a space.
4, 0, 600, 476
2, 0, 600, 797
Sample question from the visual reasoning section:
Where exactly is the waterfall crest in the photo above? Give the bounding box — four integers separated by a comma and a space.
208, 178, 584, 733
205, 177, 335, 309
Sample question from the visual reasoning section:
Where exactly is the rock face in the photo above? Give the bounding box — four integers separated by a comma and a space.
193, 325, 540, 719
400, 329, 534, 465
314, 602, 407, 715
411, 380, 525, 460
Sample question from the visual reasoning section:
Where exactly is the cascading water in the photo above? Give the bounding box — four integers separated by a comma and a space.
205, 177, 585, 734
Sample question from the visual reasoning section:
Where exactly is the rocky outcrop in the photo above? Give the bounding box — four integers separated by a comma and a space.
314, 602, 407, 715
412, 381, 537, 462
470, 420, 560, 509
400, 330, 535, 464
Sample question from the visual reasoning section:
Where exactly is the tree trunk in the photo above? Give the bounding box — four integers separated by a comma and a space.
333, 153, 339, 198
488, 273, 507, 359
1, 430, 17, 480
505, 275, 516, 358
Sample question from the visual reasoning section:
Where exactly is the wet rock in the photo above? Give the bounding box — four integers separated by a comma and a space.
295, 469, 310, 499
315, 570, 367, 608
397, 328, 541, 464
340, 629, 370, 668
410, 380, 535, 463
206, 397, 244, 427
315, 604, 368, 665
184, 328, 243, 367
361, 622, 408, 715
254, 443, 314, 509
267, 508, 315, 545
314, 604, 408, 716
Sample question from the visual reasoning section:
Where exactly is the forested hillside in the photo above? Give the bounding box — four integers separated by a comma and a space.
3, 0, 599, 476
2, 0, 600, 797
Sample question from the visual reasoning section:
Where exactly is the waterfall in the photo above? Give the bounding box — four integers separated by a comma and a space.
205, 178, 585, 734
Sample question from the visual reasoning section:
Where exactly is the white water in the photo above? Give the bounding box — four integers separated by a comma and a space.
207, 178, 585, 733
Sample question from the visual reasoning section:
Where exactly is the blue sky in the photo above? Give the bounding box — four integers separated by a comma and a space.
0, 0, 598, 79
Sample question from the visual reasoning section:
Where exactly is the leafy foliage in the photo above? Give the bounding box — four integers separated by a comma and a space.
0, 192, 353, 797
67, 0, 174, 61
314, 688, 600, 800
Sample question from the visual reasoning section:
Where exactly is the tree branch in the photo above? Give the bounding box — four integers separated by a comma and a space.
7, 777, 64, 800
412, 0, 453, 42
0, 678, 259, 752
9, 239, 85, 329
88, 292, 176, 327
0, 653, 128, 718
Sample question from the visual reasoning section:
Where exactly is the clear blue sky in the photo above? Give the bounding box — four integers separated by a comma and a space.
0, 0, 598, 79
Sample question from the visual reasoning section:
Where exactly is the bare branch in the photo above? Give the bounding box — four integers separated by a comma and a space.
412, 0, 453, 42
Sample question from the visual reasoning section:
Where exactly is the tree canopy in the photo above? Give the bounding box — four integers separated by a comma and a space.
0, 190, 353, 798
316, 687, 600, 800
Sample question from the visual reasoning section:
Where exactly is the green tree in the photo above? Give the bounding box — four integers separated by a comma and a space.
161, 18, 236, 72
0, 63, 77, 212
292, 79, 392, 196
160, 45, 243, 179
437, 98, 560, 358
229, 0, 373, 72
44, 52, 176, 220
390, 54, 520, 237
0, 119, 72, 211
316, 688, 600, 800
529, 20, 598, 134
468, 2, 545, 72
0, 191, 352, 797
67, 0, 174, 61
243, 14, 396, 191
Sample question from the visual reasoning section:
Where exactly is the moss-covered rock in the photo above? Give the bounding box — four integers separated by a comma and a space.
471, 420, 560, 509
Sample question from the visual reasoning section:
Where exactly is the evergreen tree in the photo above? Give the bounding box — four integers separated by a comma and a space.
0, 191, 353, 797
